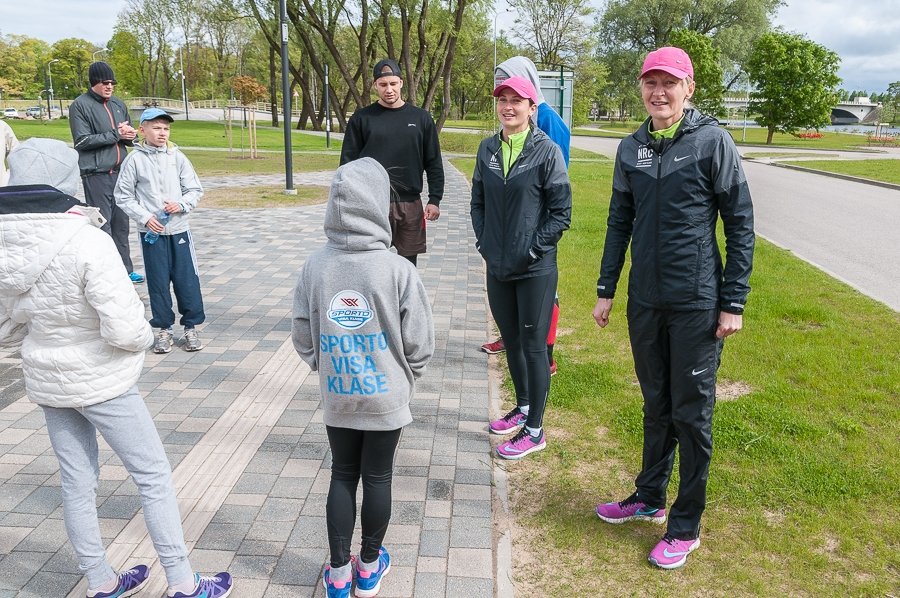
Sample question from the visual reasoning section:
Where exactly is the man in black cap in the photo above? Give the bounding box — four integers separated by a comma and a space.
69, 61, 144, 283
340, 59, 444, 266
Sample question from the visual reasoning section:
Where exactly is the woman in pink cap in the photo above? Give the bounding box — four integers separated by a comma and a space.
470, 76, 572, 460
592, 46, 755, 569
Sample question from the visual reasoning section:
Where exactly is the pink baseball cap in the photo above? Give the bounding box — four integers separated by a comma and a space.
639, 46, 694, 80
493, 76, 538, 103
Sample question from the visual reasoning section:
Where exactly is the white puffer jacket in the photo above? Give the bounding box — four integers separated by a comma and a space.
0, 197, 153, 408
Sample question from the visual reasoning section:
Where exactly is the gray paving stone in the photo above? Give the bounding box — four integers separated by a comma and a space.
414, 571, 447, 597
446, 576, 493, 596
11, 486, 62, 515
0, 550, 51, 588
97, 495, 142, 519
271, 547, 326, 586
195, 522, 253, 551
18, 571, 80, 597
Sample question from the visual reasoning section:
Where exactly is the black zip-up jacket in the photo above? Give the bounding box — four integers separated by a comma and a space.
471, 127, 571, 281
69, 90, 133, 176
597, 109, 755, 313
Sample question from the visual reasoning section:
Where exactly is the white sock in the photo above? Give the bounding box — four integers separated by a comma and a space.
358, 556, 379, 572
526, 426, 542, 437
518, 405, 530, 416
89, 576, 119, 595
329, 562, 352, 582
168, 575, 197, 597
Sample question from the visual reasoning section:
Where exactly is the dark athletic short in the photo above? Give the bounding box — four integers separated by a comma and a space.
389, 200, 426, 256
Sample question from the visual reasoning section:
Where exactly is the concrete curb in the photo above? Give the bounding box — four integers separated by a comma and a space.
743, 159, 900, 192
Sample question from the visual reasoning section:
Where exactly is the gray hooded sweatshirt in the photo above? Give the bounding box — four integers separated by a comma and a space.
292, 157, 435, 431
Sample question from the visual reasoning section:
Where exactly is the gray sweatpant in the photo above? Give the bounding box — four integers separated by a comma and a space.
42, 386, 193, 589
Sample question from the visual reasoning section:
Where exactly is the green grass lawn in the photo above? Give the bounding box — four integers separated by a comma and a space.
452, 156, 900, 597
5, 119, 335, 151
184, 150, 339, 177
572, 120, 884, 151
780, 159, 900, 186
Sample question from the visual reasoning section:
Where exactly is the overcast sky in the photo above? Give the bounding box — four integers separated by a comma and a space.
2, 0, 897, 92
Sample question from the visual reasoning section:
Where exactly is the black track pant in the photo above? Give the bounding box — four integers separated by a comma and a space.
81, 172, 133, 272
325, 426, 402, 568
627, 304, 723, 540
486, 269, 557, 429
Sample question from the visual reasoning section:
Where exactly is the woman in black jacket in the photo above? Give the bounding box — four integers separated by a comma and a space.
470, 76, 571, 460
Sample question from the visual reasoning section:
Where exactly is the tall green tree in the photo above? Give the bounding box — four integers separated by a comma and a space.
597, 0, 781, 91
49, 38, 94, 98
668, 29, 724, 117
746, 31, 841, 144
507, 0, 595, 66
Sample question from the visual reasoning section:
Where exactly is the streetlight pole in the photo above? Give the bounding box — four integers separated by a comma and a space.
492, 8, 511, 76
279, 0, 295, 194
47, 59, 60, 117
179, 49, 190, 121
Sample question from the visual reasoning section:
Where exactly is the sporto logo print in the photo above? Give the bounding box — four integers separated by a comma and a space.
328, 290, 374, 330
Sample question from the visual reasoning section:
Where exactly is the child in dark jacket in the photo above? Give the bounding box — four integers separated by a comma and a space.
292, 157, 435, 598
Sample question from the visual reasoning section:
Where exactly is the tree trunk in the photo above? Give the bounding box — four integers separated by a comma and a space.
767, 126, 774, 144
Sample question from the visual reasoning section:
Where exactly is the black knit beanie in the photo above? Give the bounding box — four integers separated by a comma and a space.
88, 62, 116, 86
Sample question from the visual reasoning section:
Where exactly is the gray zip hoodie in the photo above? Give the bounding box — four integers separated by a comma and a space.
292, 157, 435, 431
114, 141, 202, 235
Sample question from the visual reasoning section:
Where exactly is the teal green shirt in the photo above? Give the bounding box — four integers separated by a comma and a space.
500, 129, 529, 175
649, 115, 684, 139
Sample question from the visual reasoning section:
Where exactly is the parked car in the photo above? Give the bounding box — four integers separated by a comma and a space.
2, 107, 19, 119
25, 106, 42, 118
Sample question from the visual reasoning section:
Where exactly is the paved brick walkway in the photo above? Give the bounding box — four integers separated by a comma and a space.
0, 161, 501, 597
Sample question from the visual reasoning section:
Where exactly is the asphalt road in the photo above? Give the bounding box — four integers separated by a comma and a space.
571, 135, 900, 312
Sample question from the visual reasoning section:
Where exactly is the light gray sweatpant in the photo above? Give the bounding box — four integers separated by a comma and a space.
42, 385, 193, 589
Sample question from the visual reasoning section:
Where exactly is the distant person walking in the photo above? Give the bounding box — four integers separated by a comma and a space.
292, 158, 435, 598
69, 61, 144, 283
471, 76, 571, 460
340, 59, 445, 266
592, 47, 755, 569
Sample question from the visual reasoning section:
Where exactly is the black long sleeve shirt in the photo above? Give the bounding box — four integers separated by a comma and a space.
340, 102, 444, 205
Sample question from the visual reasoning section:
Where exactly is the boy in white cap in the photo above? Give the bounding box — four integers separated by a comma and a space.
115, 107, 206, 354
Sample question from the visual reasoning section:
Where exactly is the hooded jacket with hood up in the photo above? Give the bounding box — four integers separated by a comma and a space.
471, 127, 572, 281
0, 170, 153, 408
114, 140, 203, 234
495, 56, 570, 166
597, 109, 755, 313
291, 157, 435, 431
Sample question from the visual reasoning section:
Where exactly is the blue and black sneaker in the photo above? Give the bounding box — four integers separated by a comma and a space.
87, 564, 150, 598
354, 547, 391, 597
129, 272, 145, 284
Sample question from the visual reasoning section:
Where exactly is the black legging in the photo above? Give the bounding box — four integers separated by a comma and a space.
325, 425, 402, 567
486, 269, 557, 429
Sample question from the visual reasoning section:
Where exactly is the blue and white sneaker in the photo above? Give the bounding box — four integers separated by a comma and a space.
129, 272, 145, 284
169, 572, 233, 598
322, 565, 352, 598
354, 547, 391, 597
87, 564, 150, 598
